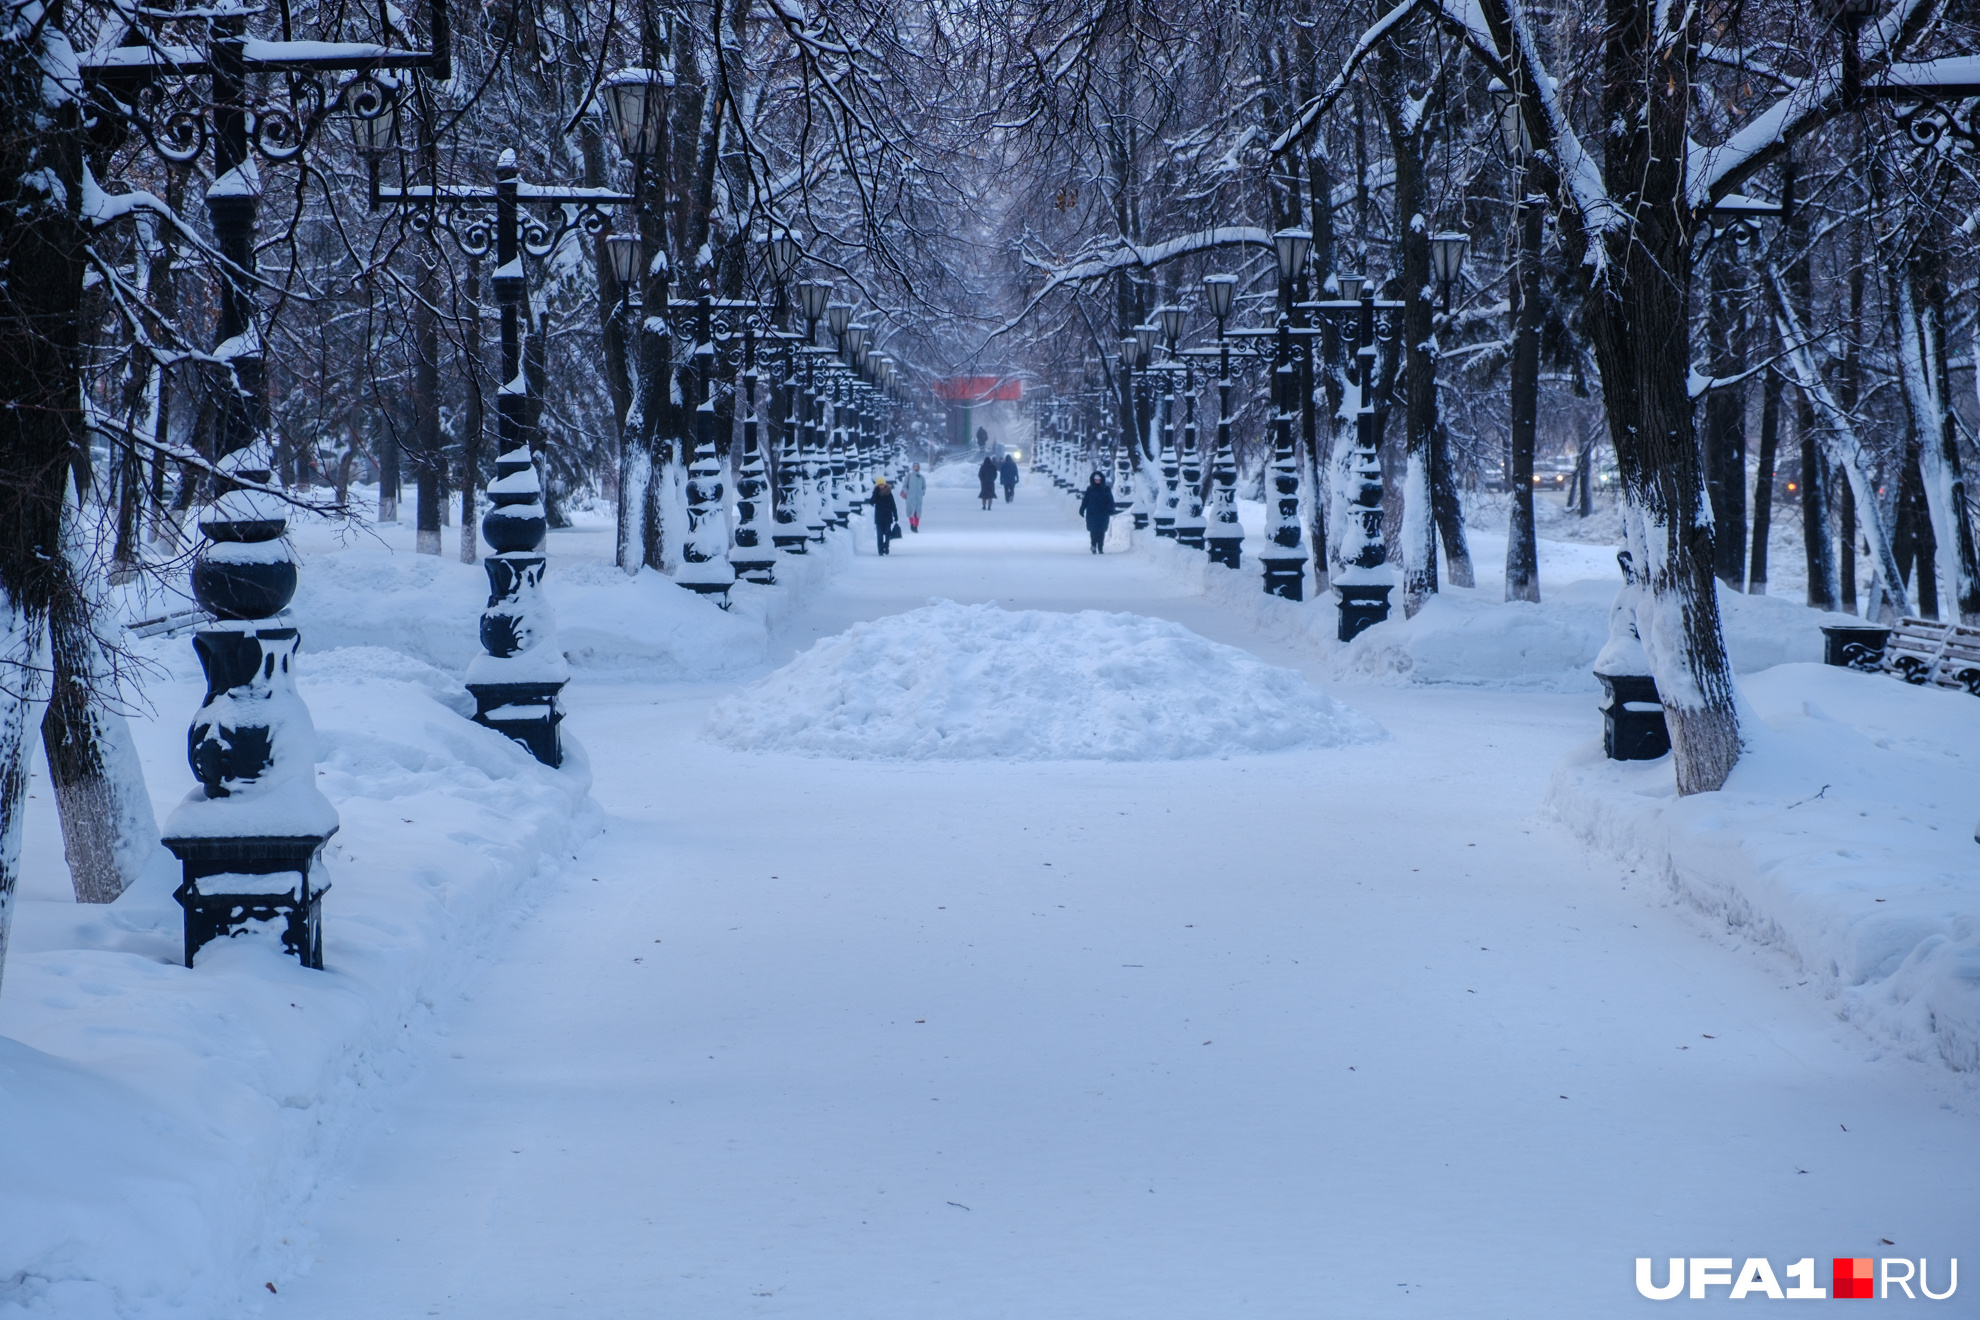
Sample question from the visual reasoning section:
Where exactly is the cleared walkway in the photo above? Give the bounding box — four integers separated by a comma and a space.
270, 478, 1977, 1319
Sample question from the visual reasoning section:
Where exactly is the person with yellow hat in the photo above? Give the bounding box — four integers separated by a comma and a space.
870, 477, 901, 555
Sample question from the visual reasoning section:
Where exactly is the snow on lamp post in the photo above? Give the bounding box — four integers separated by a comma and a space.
1261, 230, 1313, 601
468, 443, 568, 763
1132, 323, 1158, 529
1202, 274, 1243, 569
676, 293, 737, 602
1336, 280, 1395, 640
766, 232, 809, 556
730, 309, 778, 585
162, 443, 340, 969
797, 281, 832, 542
1259, 314, 1307, 601
824, 301, 854, 529
1113, 337, 1140, 531
109, 4, 451, 972
1153, 306, 1184, 537
1174, 327, 1207, 550
844, 322, 873, 512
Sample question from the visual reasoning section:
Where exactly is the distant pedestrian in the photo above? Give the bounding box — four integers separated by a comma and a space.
902, 463, 927, 532
871, 478, 900, 555
1077, 471, 1115, 554
999, 453, 1019, 503
977, 455, 998, 510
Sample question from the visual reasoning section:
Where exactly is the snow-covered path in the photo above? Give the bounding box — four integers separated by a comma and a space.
270, 482, 1977, 1319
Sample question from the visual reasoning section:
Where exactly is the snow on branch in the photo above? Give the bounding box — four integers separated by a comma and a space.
984, 225, 1273, 344
1266, 0, 1432, 156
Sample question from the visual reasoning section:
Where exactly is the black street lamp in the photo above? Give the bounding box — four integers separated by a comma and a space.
1201, 274, 1243, 568
765, 232, 810, 556
1336, 278, 1396, 640
367, 150, 629, 751
1152, 305, 1185, 537
798, 282, 834, 541
1429, 232, 1469, 314
1113, 336, 1141, 529
82, 1, 449, 969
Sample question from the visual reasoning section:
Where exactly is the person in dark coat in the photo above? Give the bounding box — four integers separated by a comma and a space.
1077, 471, 1115, 553
999, 453, 1019, 503
977, 455, 998, 510
870, 478, 900, 555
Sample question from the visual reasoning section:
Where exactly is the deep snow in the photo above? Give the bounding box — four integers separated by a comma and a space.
4, 472, 1977, 1319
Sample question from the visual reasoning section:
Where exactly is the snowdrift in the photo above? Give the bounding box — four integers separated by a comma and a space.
1330, 581, 1859, 689
1, 641, 593, 1318
291, 525, 851, 679
705, 599, 1382, 760
1549, 663, 1980, 1074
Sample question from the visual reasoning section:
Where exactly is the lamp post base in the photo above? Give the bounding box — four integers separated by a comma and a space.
1152, 517, 1176, 538
772, 532, 810, 554
468, 679, 566, 766
1594, 672, 1672, 761
1260, 556, 1304, 601
162, 832, 335, 969
1336, 584, 1392, 641
732, 553, 777, 585
1207, 536, 1242, 569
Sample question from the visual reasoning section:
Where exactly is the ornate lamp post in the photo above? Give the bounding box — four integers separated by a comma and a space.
1174, 325, 1207, 551
825, 301, 855, 528
1335, 278, 1395, 640
1131, 323, 1158, 529
1113, 337, 1140, 530
1154, 305, 1186, 537
765, 231, 810, 557
82, 2, 450, 969
671, 292, 736, 601
797, 281, 833, 542
363, 146, 626, 751
1201, 274, 1243, 568
1261, 230, 1313, 600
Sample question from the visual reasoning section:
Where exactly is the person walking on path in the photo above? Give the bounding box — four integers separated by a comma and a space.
901, 463, 927, 532
870, 478, 900, 555
999, 452, 1019, 503
1077, 471, 1116, 554
977, 456, 998, 511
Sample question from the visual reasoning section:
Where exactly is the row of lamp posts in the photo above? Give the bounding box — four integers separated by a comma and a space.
1040, 226, 1471, 641
81, 28, 912, 970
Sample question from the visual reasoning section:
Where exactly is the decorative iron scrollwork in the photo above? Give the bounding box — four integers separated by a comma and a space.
1893, 99, 1980, 152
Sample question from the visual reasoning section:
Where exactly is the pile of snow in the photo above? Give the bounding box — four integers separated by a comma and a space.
1549, 662, 1980, 1073
1329, 580, 1863, 690
0, 642, 594, 1317
705, 599, 1381, 760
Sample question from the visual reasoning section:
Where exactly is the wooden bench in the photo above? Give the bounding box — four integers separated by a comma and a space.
1825, 617, 1980, 695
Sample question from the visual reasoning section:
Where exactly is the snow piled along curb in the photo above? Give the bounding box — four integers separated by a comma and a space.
1547, 662, 1980, 1074
705, 599, 1382, 760
0, 644, 596, 1320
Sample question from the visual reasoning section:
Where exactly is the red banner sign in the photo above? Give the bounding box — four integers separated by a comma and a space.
932, 376, 1023, 403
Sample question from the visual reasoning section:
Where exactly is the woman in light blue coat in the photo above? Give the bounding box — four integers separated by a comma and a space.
902, 463, 927, 532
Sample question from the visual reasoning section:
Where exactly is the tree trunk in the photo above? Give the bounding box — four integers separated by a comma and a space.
1785, 152, 1838, 610
1702, 242, 1747, 588
1432, 423, 1474, 585
1505, 193, 1542, 604
1576, 0, 1740, 795
41, 511, 160, 904
413, 246, 443, 555
0, 35, 89, 988
461, 259, 485, 563
1748, 366, 1781, 593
